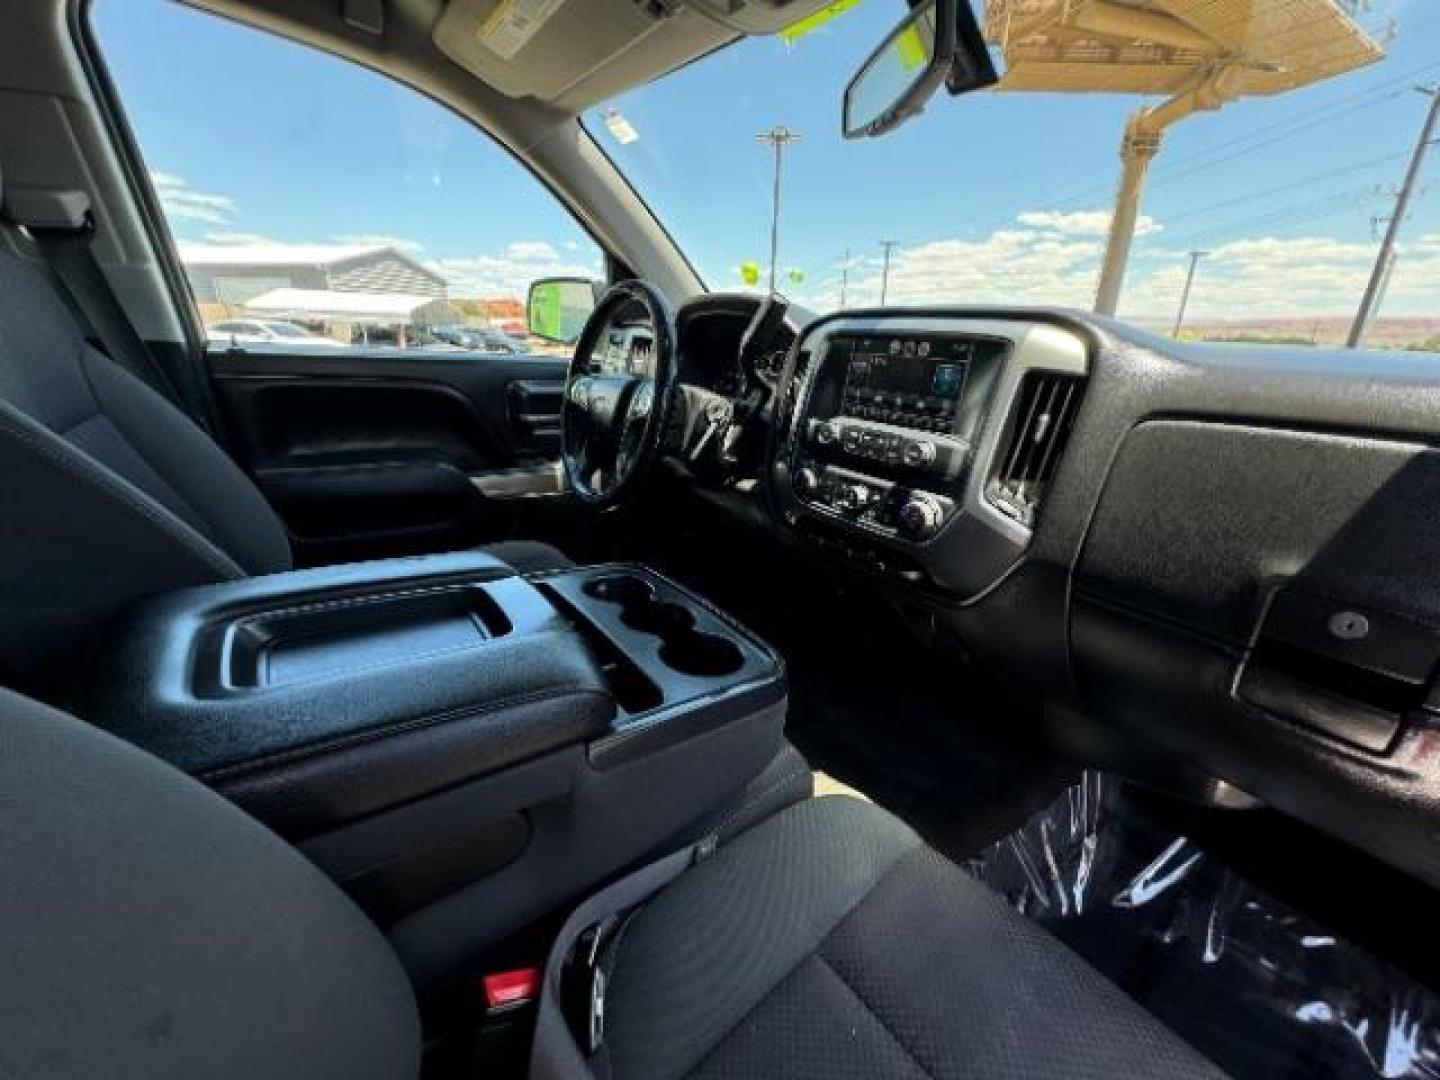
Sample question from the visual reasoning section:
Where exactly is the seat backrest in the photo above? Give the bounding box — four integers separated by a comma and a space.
0, 179, 291, 691
0, 684, 420, 1079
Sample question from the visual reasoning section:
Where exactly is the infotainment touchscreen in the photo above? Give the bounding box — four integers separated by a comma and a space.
841, 335, 971, 404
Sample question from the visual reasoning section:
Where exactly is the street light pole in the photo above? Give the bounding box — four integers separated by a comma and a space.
839, 249, 851, 308
756, 125, 802, 295
1172, 250, 1209, 338
879, 240, 899, 305
1348, 85, 1440, 348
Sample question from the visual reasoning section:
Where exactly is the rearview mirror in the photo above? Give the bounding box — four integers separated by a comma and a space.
527, 278, 601, 345
842, 0, 997, 140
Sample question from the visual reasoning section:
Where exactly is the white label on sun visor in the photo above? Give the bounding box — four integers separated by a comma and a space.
476, 0, 565, 60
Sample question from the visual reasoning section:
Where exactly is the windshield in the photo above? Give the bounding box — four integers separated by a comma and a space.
588, 0, 1439, 349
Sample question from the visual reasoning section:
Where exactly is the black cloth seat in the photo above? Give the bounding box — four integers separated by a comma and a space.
0, 685, 421, 1080
588, 795, 1229, 1080
1, 685, 1224, 1080
0, 205, 569, 692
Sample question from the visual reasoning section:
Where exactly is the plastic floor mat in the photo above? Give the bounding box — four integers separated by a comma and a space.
968, 773, 1440, 1080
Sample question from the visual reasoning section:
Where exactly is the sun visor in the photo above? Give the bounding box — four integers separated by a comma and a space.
433, 0, 731, 111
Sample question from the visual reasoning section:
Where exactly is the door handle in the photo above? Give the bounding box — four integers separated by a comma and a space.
470, 461, 566, 499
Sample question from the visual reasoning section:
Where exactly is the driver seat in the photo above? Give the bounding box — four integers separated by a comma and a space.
0, 175, 570, 692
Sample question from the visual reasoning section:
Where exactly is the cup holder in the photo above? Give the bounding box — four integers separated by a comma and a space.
659, 632, 745, 678
621, 601, 695, 636
581, 571, 746, 679
584, 574, 655, 606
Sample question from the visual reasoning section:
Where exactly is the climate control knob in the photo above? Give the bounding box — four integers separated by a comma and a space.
897, 493, 944, 539
813, 421, 838, 447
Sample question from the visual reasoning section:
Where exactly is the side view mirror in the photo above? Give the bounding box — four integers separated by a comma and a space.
842, 0, 997, 140
527, 277, 602, 345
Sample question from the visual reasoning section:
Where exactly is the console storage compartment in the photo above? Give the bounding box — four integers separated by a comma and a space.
80, 551, 788, 986
223, 586, 514, 690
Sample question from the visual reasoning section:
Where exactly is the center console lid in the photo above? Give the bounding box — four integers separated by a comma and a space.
79, 552, 789, 984
83, 552, 615, 837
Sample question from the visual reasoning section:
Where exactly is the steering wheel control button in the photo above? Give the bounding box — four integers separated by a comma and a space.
813, 421, 838, 446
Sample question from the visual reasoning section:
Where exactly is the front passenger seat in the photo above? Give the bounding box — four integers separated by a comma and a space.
0, 174, 569, 693
0, 685, 1228, 1080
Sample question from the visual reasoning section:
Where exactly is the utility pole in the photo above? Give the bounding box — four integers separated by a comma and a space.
879, 240, 899, 305
839, 249, 851, 308
1171, 251, 1209, 337
756, 126, 802, 295
1348, 85, 1440, 348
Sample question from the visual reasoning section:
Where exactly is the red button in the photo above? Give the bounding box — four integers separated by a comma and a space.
481, 968, 541, 1010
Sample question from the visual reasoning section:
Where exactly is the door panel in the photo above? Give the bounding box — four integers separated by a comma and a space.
210, 345, 575, 564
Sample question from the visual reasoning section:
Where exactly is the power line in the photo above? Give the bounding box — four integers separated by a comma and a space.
1149, 90, 1410, 190
1163, 185, 1391, 249
1153, 62, 1439, 174
1042, 90, 1400, 212
1158, 150, 1409, 226
1037, 58, 1440, 215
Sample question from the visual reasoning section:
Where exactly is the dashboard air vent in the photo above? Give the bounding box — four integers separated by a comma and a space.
988, 371, 1082, 527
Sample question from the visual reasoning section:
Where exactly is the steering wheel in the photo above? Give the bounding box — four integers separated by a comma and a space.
562, 280, 677, 507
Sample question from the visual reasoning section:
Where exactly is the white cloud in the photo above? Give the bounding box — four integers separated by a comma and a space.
429, 241, 600, 298
150, 171, 235, 225
799, 216, 1107, 311
1123, 231, 1440, 321
331, 233, 425, 252
1016, 209, 1162, 238
796, 206, 1440, 321
203, 231, 274, 245
504, 241, 561, 262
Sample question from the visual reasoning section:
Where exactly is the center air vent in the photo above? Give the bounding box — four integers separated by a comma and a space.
988, 371, 1083, 527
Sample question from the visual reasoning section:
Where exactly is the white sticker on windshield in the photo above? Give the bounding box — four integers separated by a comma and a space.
603, 108, 639, 145
476, 0, 566, 60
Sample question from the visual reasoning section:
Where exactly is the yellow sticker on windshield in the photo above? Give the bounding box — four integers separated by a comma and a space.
740, 261, 761, 287
895, 25, 927, 71
779, 0, 862, 44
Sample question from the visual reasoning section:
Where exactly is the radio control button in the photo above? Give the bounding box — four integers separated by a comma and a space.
838, 484, 874, 511
903, 440, 937, 467
814, 421, 838, 446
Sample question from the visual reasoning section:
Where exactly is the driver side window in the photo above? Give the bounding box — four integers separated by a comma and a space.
91, 0, 601, 357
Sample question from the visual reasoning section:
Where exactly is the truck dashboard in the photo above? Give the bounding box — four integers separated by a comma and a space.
664, 292, 1440, 892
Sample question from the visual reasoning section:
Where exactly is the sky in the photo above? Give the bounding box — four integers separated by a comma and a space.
95, 0, 1440, 325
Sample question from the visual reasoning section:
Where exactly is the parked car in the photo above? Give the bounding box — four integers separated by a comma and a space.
207, 319, 349, 348
429, 324, 528, 354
